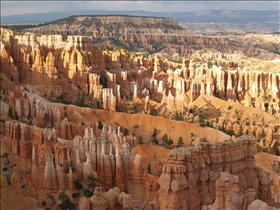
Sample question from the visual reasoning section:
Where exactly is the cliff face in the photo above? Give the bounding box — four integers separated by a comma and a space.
20, 15, 280, 59
2, 27, 280, 114
158, 136, 274, 210
4, 120, 160, 197
23, 15, 233, 55
1, 28, 105, 99
5, 117, 277, 209
2, 27, 280, 147
1, 26, 280, 209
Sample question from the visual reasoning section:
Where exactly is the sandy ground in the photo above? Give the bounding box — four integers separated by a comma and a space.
132, 144, 170, 176
255, 152, 280, 181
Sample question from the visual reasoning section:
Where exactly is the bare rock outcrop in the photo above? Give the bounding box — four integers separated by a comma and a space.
247, 199, 279, 210
158, 135, 273, 210
78, 186, 133, 210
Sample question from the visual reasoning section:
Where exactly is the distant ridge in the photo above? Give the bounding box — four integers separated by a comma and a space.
1, 9, 279, 24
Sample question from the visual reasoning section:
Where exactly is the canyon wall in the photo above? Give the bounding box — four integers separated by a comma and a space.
4, 120, 161, 197
2, 27, 280, 115
2, 27, 280, 148
158, 135, 275, 210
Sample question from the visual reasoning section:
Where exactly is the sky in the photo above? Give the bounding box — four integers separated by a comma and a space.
1, 1, 279, 16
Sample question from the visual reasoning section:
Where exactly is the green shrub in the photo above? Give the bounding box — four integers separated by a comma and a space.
162, 134, 173, 148
74, 179, 83, 190
71, 192, 80, 199
97, 121, 103, 130
150, 128, 159, 144
41, 200, 46, 206
138, 136, 144, 144
123, 127, 129, 136
227, 105, 233, 110
83, 189, 93, 198
177, 137, 184, 148
58, 192, 75, 210
88, 175, 98, 191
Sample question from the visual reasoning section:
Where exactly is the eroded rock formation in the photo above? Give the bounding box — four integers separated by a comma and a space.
158, 135, 275, 210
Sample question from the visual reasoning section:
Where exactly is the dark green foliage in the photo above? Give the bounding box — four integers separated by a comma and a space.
264, 102, 269, 112
88, 175, 98, 191
205, 121, 213, 128
199, 114, 207, 127
8, 106, 14, 119
227, 105, 233, 110
74, 179, 83, 190
56, 94, 66, 103
123, 127, 129, 136
41, 200, 46, 206
99, 44, 114, 51
150, 128, 159, 145
132, 103, 139, 113
236, 131, 243, 137
128, 92, 133, 101
138, 136, 144, 144
97, 121, 103, 130
58, 192, 75, 210
256, 144, 267, 153
162, 134, 173, 148
49, 29, 55, 35
201, 138, 207, 142
177, 137, 184, 148
46, 194, 56, 207
207, 61, 212, 68
61, 33, 67, 41
90, 98, 103, 109
71, 192, 80, 199
172, 111, 184, 121
225, 130, 235, 136
150, 108, 158, 116
164, 56, 183, 64
76, 91, 86, 107
83, 189, 93, 198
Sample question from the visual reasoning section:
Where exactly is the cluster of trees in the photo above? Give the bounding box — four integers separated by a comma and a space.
165, 56, 183, 64
98, 44, 114, 51
162, 134, 173, 148
46, 90, 103, 110
149, 128, 185, 148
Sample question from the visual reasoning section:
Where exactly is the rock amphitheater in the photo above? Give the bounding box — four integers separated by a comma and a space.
0, 26, 280, 210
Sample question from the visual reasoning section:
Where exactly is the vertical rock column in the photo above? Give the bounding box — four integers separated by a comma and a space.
43, 153, 58, 192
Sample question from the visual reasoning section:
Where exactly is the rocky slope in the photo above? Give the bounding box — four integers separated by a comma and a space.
18, 15, 280, 59
1, 27, 280, 209
2, 10, 279, 34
